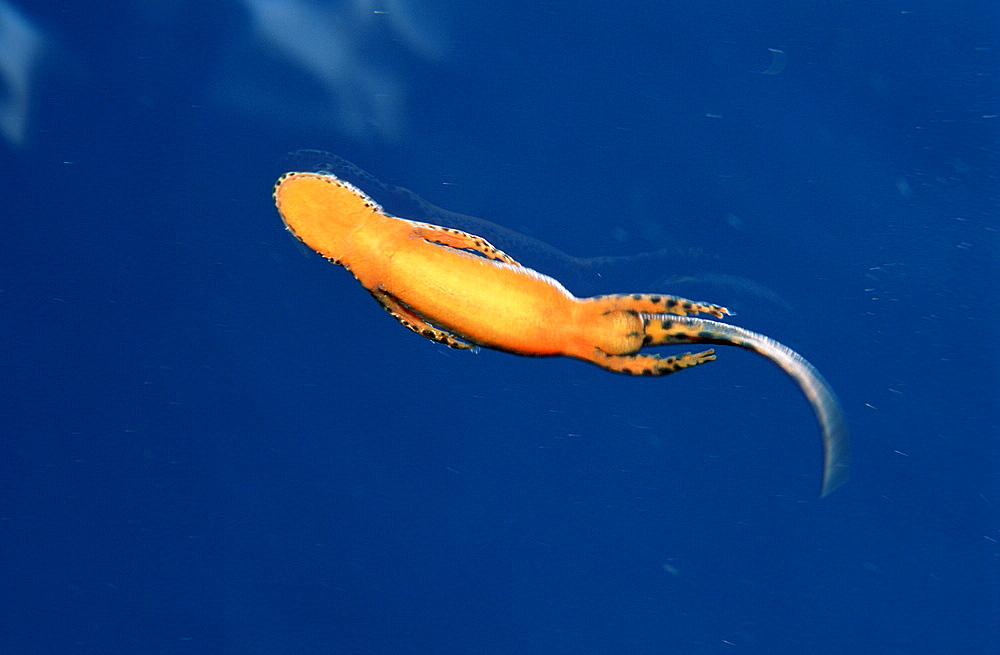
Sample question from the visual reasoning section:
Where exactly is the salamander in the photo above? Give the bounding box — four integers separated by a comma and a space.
273, 171, 849, 496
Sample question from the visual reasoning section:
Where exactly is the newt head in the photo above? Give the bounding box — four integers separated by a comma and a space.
273, 171, 382, 262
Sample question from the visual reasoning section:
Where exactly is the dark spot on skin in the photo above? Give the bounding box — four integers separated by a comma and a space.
682, 302, 693, 310
642, 369, 654, 375
422, 329, 435, 337
625, 310, 638, 317
632, 294, 642, 300
623, 369, 635, 375
660, 320, 674, 330
666, 299, 678, 308
672, 332, 687, 339
697, 331, 715, 339
642, 335, 652, 345
650, 296, 661, 303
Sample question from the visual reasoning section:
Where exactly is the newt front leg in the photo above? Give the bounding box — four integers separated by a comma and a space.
408, 221, 521, 266
369, 288, 475, 350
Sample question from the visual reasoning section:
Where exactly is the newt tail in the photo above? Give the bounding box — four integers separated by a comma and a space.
641, 314, 849, 496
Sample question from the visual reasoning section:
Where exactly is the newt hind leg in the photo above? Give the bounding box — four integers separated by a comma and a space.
592, 349, 717, 376
586, 293, 730, 319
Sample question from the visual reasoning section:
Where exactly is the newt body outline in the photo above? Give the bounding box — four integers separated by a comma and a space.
274, 171, 849, 496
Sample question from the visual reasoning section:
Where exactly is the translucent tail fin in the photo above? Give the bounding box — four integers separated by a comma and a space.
644, 314, 850, 496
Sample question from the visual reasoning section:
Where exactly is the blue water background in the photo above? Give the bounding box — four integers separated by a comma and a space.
2, 1, 997, 653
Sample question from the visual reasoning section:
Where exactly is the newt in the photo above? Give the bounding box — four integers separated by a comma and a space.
273, 171, 850, 496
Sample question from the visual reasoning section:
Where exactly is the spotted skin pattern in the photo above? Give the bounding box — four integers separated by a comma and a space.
274, 171, 849, 496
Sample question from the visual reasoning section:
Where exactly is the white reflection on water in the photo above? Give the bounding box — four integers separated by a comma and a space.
0, 0, 45, 146
220, 0, 448, 140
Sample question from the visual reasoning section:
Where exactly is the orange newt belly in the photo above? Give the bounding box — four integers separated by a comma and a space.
373, 240, 581, 355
